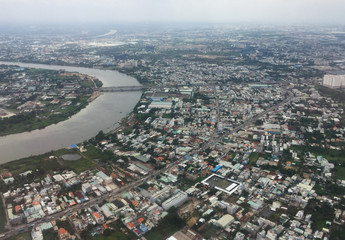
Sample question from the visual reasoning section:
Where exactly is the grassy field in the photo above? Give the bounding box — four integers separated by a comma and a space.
144, 213, 185, 240
61, 156, 97, 174
0, 153, 62, 175
53, 147, 98, 174
248, 152, 266, 165
335, 167, 345, 180
0, 147, 97, 175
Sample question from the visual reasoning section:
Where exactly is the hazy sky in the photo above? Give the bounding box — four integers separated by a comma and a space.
1, 0, 345, 24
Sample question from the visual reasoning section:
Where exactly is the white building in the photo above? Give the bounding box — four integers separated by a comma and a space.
215, 214, 234, 228
82, 183, 92, 194
148, 101, 173, 109
162, 191, 188, 210
323, 74, 345, 88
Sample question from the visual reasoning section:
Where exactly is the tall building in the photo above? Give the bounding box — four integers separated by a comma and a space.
323, 74, 345, 88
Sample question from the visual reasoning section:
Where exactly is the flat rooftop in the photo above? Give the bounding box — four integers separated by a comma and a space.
201, 174, 241, 195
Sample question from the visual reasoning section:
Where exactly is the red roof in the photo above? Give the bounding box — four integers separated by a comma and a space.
15, 205, 21, 213
58, 228, 67, 235
94, 212, 100, 219
132, 201, 139, 207
127, 222, 134, 229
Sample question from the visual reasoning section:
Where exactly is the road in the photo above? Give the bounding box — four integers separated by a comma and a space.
1, 90, 294, 239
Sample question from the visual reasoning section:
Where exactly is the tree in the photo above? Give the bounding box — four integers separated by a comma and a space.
43, 228, 58, 240
80, 229, 92, 240
103, 228, 112, 236
95, 130, 105, 141
56, 220, 75, 234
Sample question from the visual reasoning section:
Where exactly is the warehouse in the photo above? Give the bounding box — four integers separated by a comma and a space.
162, 190, 188, 210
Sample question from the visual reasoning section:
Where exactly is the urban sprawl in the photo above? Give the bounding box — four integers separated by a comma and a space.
0, 24, 345, 240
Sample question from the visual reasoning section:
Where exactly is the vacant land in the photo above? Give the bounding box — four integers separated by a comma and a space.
0, 146, 98, 177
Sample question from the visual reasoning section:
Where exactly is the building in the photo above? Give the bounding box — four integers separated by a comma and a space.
96, 171, 112, 185
201, 174, 241, 195
81, 183, 92, 194
162, 191, 188, 210
167, 227, 203, 240
57, 228, 72, 240
227, 203, 239, 214
215, 214, 235, 228
148, 101, 173, 109
323, 74, 345, 88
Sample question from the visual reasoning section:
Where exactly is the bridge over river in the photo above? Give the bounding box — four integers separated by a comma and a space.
99, 86, 146, 92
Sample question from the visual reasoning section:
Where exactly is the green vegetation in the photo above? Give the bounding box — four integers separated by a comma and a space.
248, 152, 266, 165
0, 66, 102, 136
331, 225, 345, 240
54, 147, 99, 173
0, 196, 6, 233
58, 150, 97, 174
177, 174, 198, 191
6, 232, 31, 240
0, 97, 89, 136
56, 220, 75, 234
305, 200, 334, 231
144, 212, 185, 240
62, 156, 97, 174
291, 145, 345, 163
198, 224, 220, 239
81, 145, 118, 164
317, 85, 345, 104
314, 183, 345, 197
94, 220, 136, 240
0, 153, 62, 175
0, 147, 98, 192
42, 228, 58, 240
335, 167, 345, 180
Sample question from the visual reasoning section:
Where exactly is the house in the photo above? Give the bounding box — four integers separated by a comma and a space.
58, 228, 71, 240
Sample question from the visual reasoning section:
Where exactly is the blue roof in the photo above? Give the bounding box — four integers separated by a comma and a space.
139, 224, 148, 232
212, 165, 223, 172
70, 144, 78, 148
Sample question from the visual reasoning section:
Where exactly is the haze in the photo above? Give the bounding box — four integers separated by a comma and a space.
1, 0, 345, 24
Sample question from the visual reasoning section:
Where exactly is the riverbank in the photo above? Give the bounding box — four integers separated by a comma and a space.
0, 62, 141, 163
0, 97, 90, 137
0, 65, 105, 137
88, 91, 102, 102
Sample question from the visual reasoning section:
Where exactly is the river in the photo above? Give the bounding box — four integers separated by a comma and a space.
0, 61, 142, 163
